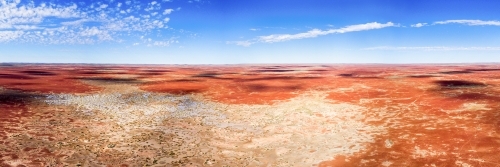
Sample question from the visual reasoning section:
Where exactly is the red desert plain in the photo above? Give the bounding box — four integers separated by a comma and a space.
1, 63, 500, 166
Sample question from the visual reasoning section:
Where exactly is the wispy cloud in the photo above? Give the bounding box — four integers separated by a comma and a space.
100, 4, 108, 9
0, 31, 24, 42
60, 19, 91, 26
163, 8, 174, 14
363, 46, 500, 51
411, 23, 427, 28
260, 22, 395, 43
0, 0, 174, 44
229, 22, 395, 46
434, 20, 500, 26
146, 38, 178, 47
226, 41, 253, 47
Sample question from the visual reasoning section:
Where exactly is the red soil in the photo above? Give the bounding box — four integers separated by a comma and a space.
0, 64, 103, 93
2, 64, 500, 166
138, 64, 500, 166
139, 65, 331, 104
320, 65, 500, 166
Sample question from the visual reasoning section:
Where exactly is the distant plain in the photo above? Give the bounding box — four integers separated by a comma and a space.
1, 63, 500, 166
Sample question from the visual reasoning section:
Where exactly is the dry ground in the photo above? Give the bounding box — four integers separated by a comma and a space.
1, 63, 500, 166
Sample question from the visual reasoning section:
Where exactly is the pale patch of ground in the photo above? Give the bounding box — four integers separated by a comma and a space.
212, 91, 386, 166
412, 146, 447, 159
36, 81, 385, 166
381, 160, 393, 167
455, 160, 472, 167
443, 102, 491, 114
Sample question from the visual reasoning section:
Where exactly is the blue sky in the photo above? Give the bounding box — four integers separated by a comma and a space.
1, 0, 500, 64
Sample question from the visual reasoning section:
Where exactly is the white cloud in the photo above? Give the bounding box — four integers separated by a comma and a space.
12, 25, 39, 30
0, 2, 80, 21
141, 37, 178, 47
0, 31, 24, 42
145, 1, 160, 11
249, 28, 260, 31
411, 23, 427, 28
152, 41, 171, 46
0, 0, 173, 44
434, 20, 500, 26
226, 41, 253, 47
228, 22, 395, 46
258, 22, 394, 43
163, 8, 174, 14
61, 19, 90, 26
363, 46, 500, 51
80, 27, 112, 40
100, 4, 108, 9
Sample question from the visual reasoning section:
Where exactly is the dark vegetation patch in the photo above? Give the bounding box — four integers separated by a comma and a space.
434, 80, 486, 88
437, 68, 500, 75
76, 71, 106, 75
6, 83, 36, 86
169, 79, 203, 82
259, 66, 283, 69
0, 74, 34, 80
252, 69, 295, 73
20, 70, 57, 76
453, 93, 498, 100
465, 68, 500, 72
309, 69, 329, 72
408, 75, 439, 78
0, 91, 43, 105
190, 72, 237, 80
219, 72, 238, 75
160, 89, 203, 95
192, 72, 219, 78
75, 71, 128, 75
245, 84, 302, 92
241, 76, 321, 82
438, 71, 472, 74
137, 72, 164, 76
70, 77, 140, 83
338, 73, 379, 79
143, 69, 174, 73
437, 91, 500, 101
338, 74, 353, 77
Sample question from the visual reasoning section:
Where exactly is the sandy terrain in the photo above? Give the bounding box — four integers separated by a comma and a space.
1, 63, 500, 166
